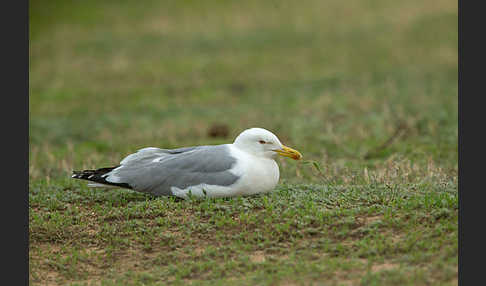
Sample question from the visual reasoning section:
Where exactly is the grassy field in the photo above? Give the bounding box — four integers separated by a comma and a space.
29, 0, 458, 285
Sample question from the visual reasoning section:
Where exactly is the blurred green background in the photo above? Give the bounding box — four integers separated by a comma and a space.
30, 0, 457, 183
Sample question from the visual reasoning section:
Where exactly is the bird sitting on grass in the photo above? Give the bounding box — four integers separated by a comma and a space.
72, 127, 302, 199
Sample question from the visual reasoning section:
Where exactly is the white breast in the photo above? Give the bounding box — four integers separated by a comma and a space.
228, 145, 280, 196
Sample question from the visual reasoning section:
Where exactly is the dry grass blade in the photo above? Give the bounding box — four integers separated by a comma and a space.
363, 121, 410, 160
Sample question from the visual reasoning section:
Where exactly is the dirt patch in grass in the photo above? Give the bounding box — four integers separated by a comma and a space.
365, 215, 384, 224
250, 250, 266, 263
371, 262, 399, 272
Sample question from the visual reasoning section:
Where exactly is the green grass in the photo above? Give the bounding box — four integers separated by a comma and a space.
29, 0, 457, 285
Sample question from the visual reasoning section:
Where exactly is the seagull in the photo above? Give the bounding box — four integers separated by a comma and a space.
72, 127, 302, 199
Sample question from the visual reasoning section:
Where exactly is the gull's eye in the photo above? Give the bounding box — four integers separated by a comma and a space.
259, 140, 266, 144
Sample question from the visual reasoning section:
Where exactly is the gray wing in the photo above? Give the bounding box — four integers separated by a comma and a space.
105, 144, 239, 196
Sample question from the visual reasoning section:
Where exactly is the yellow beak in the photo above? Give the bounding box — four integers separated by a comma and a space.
273, 145, 303, 160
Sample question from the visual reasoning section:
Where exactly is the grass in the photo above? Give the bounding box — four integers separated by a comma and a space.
29, 0, 457, 285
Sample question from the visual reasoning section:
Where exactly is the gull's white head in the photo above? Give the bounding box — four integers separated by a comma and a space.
233, 127, 302, 160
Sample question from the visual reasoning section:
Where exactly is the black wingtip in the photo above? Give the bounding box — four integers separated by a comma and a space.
70, 167, 133, 190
